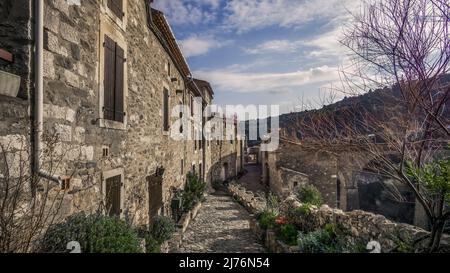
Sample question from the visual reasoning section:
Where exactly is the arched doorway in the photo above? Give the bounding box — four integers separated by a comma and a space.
336, 179, 341, 209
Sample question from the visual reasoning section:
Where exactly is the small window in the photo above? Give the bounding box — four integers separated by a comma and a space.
167, 61, 171, 77
163, 88, 169, 131
102, 147, 110, 157
61, 177, 71, 191
107, 0, 124, 20
181, 159, 184, 175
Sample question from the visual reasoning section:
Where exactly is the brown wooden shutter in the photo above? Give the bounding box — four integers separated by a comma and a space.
163, 88, 169, 131
114, 44, 125, 122
108, 0, 124, 20
106, 175, 122, 217
104, 35, 115, 121
147, 175, 163, 223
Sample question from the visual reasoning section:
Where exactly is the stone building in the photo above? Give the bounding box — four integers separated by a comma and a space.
261, 139, 418, 226
208, 115, 244, 185
0, 0, 241, 229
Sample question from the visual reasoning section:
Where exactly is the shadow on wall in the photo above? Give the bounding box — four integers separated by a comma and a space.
354, 171, 416, 225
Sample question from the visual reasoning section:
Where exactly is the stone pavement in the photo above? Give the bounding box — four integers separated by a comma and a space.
177, 193, 266, 253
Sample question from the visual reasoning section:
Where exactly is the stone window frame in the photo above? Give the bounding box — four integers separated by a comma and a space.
98, 14, 128, 131
101, 0, 128, 31
101, 168, 125, 218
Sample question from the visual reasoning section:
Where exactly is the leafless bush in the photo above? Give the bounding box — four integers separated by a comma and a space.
0, 132, 76, 252
295, 0, 449, 252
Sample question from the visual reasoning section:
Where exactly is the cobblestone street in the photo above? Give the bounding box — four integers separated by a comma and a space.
177, 193, 266, 253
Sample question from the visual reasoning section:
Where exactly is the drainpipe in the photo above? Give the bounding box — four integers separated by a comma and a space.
34, 0, 62, 186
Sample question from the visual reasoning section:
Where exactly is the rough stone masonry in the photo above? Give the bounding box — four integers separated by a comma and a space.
0, 0, 243, 230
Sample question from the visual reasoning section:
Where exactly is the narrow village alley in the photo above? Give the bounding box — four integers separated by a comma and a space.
176, 165, 266, 253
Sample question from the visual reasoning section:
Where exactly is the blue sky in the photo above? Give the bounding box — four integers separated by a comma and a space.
153, 0, 360, 115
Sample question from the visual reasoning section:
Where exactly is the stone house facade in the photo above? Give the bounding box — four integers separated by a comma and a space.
0, 0, 241, 229
208, 115, 244, 185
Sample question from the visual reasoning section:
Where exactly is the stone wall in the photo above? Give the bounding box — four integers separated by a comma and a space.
0, 0, 226, 231
0, 0, 32, 149
281, 196, 439, 252
263, 140, 421, 226
227, 182, 448, 252
263, 141, 339, 207
207, 118, 243, 184
227, 182, 266, 214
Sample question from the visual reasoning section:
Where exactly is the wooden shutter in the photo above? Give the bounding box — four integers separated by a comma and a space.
114, 44, 125, 122
106, 175, 122, 217
108, 0, 124, 20
163, 88, 169, 131
104, 35, 115, 121
147, 175, 163, 223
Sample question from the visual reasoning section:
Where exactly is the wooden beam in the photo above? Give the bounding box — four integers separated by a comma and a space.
0, 49, 13, 62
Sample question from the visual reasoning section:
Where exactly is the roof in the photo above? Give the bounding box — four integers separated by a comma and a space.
147, 6, 191, 79
193, 78, 215, 97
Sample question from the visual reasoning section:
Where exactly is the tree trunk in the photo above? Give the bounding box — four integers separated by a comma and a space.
429, 220, 445, 253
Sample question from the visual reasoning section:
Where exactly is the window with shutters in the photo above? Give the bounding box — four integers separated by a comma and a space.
107, 0, 124, 20
105, 175, 122, 217
163, 88, 170, 132
103, 35, 125, 123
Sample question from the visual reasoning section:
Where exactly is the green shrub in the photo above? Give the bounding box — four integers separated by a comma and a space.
145, 235, 161, 253
324, 223, 336, 235
279, 224, 298, 246
38, 213, 142, 253
182, 173, 207, 212
150, 216, 176, 243
297, 229, 334, 253
265, 192, 280, 214
258, 211, 277, 230
297, 184, 323, 206
296, 203, 313, 215
393, 235, 415, 253
297, 227, 366, 253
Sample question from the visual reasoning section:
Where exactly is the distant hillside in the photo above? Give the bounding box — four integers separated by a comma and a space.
244, 74, 450, 144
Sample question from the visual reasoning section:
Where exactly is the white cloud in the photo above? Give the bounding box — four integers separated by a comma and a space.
243, 26, 349, 63
194, 65, 340, 94
153, 0, 220, 26
244, 40, 299, 54
224, 0, 359, 33
302, 27, 348, 58
179, 36, 229, 57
